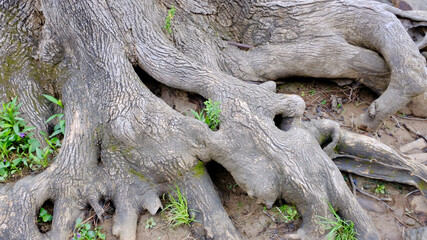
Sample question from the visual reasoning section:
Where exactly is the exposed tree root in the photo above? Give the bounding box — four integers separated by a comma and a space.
304, 119, 427, 198
1, 1, 427, 240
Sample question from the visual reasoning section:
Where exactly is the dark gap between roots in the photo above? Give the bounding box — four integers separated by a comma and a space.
268, 199, 303, 232
37, 199, 54, 233
274, 115, 294, 131
205, 161, 245, 197
206, 161, 303, 235
133, 65, 206, 115
320, 136, 333, 149
408, 26, 427, 49
84, 198, 115, 223
97, 142, 103, 165
70, 198, 115, 238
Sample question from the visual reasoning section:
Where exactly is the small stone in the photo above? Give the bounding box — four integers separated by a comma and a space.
316, 106, 323, 113
409, 195, 427, 214
405, 227, 427, 240
403, 217, 416, 226
316, 112, 323, 117
394, 208, 405, 217
305, 113, 316, 119
357, 196, 386, 213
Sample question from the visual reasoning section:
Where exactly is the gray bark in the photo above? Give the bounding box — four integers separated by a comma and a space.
1, 0, 427, 239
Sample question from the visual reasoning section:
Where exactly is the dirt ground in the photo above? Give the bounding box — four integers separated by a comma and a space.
84, 78, 426, 240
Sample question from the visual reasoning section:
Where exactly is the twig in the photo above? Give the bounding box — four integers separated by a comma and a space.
405, 212, 425, 227
308, 96, 320, 105
403, 124, 427, 142
348, 174, 357, 196
391, 116, 402, 128
356, 188, 392, 203
356, 188, 409, 227
403, 190, 425, 227
242, 208, 257, 221
404, 190, 420, 207
398, 115, 427, 121
183, 232, 196, 240
262, 210, 278, 223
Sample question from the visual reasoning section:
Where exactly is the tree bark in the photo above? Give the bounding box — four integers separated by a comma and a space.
1, 0, 427, 239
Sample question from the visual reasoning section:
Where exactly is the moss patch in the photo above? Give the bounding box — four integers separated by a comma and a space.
192, 161, 205, 178
129, 168, 147, 182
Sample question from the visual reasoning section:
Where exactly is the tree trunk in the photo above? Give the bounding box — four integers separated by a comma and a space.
1, 0, 426, 239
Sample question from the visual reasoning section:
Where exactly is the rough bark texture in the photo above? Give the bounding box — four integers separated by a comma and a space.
1, 0, 427, 239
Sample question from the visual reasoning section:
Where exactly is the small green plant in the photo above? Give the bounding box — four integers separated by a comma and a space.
145, 217, 157, 229
398, 111, 406, 117
0, 96, 64, 181
276, 204, 299, 223
317, 202, 358, 240
38, 207, 52, 223
309, 90, 316, 96
190, 99, 221, 130
300, 91, 306, 97
43, 94, 65, 138
0, 98, 39, 180
190, 109, 205, 122
72, 218, 105, 240
321, 100, 327, 105
164, 5, 176, 34
162, 185, 198, 228
375, 184, 386, 194
227, 183, 238, 189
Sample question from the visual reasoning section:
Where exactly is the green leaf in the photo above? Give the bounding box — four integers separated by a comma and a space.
39, 208, 47, 217
36, 147, 43, 159
85, 223, 91, 230
59, 120, 65, 134
75, 218, 82, 227
0, 123, 12, 128
28, 138, 41, 152
49, 129, 62, 138
98, 233, 106, 239
42, 214, 52, 222
43, 95, 63, 107
12, 158, 22, 165
87, 230, 95, 238
22, 126, 36, 132
45, 114, 60, 123
13, 124, 20, 136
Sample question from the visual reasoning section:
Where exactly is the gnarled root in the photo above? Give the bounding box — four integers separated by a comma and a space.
305, 119, 427, 198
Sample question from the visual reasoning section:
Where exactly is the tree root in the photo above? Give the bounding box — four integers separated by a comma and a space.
305, 119, 427, 198
3, 1, 427, 240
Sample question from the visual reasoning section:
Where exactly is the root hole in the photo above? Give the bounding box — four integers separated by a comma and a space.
274, 115, 294, 131
320, 136, 333, 149
84, 198, 115, 222
206, 161, 245, 196
97, 143, 103, 165
37, 199, 54, 233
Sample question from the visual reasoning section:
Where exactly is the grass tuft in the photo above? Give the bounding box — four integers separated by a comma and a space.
162, 184, 198, 228
317, 202, 358, 240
